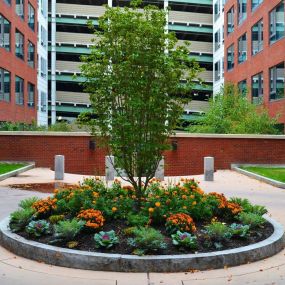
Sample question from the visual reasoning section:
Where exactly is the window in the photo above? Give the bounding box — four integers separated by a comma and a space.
40, 0, 47, 18
15, 76, 24, 105
252, 20, 263, 55
252, 73, 263, 104
214, 0, 220, 21
40, 26, 47, 48
27, 83, 35, 107
269, 1, 285, 44
4, 0, 11, 5
40, 92, 47, 112
16, 0, 25, 20
0, 68, 10, 102
238, 0, 247, 24
238, 79, 247, 97
227, 44, 234, 70
227, 6, 235, 34
15, 30, 24, 59
215, 61, 221, 81
270, 62, 285, 100
28, 3, 35, 31
0, 15, 10, 51
238, 33, 247, 63
27, 41, 35, 68
40, 57, 47, 78
222, 57, 224, 78
252, 0, 263, 11
214, 29, 221, 51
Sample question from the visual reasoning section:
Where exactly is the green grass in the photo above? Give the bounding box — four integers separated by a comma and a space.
241, 166, 285, 183
0, 163, 26, 175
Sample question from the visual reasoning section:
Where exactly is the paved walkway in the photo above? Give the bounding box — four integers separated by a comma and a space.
0, 168, 285, 285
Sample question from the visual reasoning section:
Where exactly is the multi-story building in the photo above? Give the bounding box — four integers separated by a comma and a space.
224, 0, 285, 128
48, 0, 213, 123
37, 0, 48, 126
213, 0, 225, 94
0, 0, 38, 123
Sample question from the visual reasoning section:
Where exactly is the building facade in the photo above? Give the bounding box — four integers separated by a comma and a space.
48, 0, 213, 123
224, 0, 285, 127
0, 0, 38, 123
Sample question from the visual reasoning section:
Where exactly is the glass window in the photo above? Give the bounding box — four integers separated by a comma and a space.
238, 0, 247, 24
15, 76, 24, 105
238, 33, 247, 63
0, 68, 10, 102
215, 61, 221, 82
0, 15, 10, 51
28, 3, 35, 31
41, 92, 47, 112
252, 20, 263, 55
252, 73, 263, 104
238, 79, 247, 97
15, 29, 24, 59
270, 1, 285, 44
227, 6, 235, 34
27, 83, 35, 107
270, 62, 285, 101
227, 44, 234, 70
252, 0, 263, 11
4, 0, 11, 5
214, 29, 221, 51
214, 0, 220, 21
40, 26, 47, 48
40, 0, 47, 18
16, 0, 25, 20
40, 57, 47, 78
27, 41, 35, 68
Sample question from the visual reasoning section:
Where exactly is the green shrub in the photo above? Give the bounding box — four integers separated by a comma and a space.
237, 212, 266, 228
229, 197, 267, 216
19, 197, 39, 210
26, 220, 50, 237
94, 230, 119, 249
229, 223, 250, 238
127, 227, 167, 255
171, 231, 198, 250
204, 222, 232, 241
9, 208, 35, 232
127, 214, 149, 227
54, 219, 85, 241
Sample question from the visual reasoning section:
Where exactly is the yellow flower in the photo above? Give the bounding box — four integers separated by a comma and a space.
112, 207, 117, 212
183, 206, 187, 209
148, 207, 154, 213
155, 202, 161, 207
192, 201, 197, 206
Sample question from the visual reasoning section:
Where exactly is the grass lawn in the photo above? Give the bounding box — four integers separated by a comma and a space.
241, 166, 285, 183
0, 163, 26, 175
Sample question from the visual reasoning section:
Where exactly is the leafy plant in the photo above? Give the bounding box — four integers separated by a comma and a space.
54, 219, 85, 241
229, 197, 267, 216
237, 212, 266, 228
19, 197, 39, 210
49, 214, 65, 224
127, 214, 149, 227
171, 231, 198, 250
9, 208, 35, 232
94, 230, 119, 249
204, 222, 232, 241
127, 227, 167, 255
229, 223, 250, 238
26, 220, 50, 237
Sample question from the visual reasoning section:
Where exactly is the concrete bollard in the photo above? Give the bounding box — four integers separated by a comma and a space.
55, 155, 65, 180
204, 156, 214, 181
106, 156, 115, 181
155, 157, 165, 181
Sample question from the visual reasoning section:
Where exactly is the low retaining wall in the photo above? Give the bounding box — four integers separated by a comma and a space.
0, 132, 285, 176
0, 215, 284, 272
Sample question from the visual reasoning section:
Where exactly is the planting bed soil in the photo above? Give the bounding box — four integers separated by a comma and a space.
9, 183, 76, 193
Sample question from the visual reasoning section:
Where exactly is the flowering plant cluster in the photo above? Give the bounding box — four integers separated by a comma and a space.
77, 209, 105, 229
166, 213, 196, 234
32, 197, 57, 215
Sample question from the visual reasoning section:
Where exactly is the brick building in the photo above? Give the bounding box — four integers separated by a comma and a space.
224, 0, 285, 128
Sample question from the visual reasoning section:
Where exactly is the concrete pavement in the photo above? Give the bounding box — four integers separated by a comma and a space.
0, 168, 285, 285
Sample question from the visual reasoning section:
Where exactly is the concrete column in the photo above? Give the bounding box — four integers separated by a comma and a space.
51, 0, 57, 124
106, 156, 115, 181
55, 155, 64, 180
155, 157, 165, 181
204, 157, 214, 181
108, 0, 112, 7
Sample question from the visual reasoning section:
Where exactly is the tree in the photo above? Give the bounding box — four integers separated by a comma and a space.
80, 1, 201, 205
188, 84, 281, 134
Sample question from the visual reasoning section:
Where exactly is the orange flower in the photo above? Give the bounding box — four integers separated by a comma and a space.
166, 213, 196, 233
77, 209, 105, 229
33, 197, 57, 214
182, 195, 187, 200
112, 207, 117, 212
148, 207, 154, 213
155, 202, 161, 207
192, 201, 197, 206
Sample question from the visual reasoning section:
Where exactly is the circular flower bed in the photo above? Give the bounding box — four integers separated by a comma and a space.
8, 178, 273, 255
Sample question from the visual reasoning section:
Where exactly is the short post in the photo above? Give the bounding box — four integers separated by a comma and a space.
155, 157, 165, 181
55, 155, 65, 180
106, 155, 115, 181
204, 156, 214, 181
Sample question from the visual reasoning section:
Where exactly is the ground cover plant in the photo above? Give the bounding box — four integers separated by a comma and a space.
0, 163, 26, 175
10, 178, 273, 255
241, 166, 285, 183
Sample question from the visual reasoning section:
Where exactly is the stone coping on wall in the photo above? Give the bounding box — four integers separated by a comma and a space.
0, 131, 285, 139
0, 215, 284, 272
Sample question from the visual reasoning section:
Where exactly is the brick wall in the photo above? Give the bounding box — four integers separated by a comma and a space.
0, 132, 285, 176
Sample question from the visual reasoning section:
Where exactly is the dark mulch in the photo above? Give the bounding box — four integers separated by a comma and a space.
17, 220, 274, 255
8, 183, 77, 193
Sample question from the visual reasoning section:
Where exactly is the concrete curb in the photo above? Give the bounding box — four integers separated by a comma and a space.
232, 164, 285, 189
0, 215, 284, 272
0, 162, 35, 182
